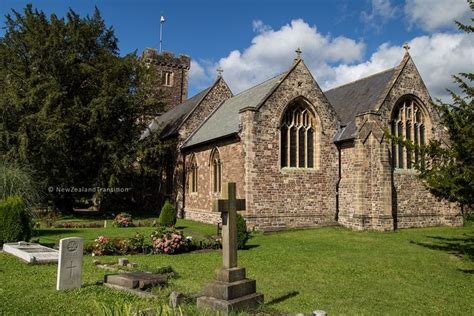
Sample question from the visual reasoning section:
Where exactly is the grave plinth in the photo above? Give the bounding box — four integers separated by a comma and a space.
2, 242, 59, 264
197, 182, 263, 314
104, 272, 167, 290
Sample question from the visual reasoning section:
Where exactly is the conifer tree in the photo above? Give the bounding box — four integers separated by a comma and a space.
416, 0, 473, 215
0, 5, 149, 211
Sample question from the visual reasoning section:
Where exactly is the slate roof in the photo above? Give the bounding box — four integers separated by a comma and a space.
182, 73, 285, 148
181, 64, 398, 148
140, 87, 211, 140
325, 67, 396, 142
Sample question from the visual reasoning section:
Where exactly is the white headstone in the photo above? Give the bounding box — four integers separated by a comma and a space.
56, 237, 83, 290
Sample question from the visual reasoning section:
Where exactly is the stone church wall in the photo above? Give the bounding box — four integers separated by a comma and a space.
240, 61, 339, 230
173, 78, 233, 214
183, 138, 245, 224
378, 56, 462, 228
393, 171, 461, 227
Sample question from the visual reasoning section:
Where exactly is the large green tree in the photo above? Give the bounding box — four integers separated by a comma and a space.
416, 0, 473, 215
0, 5, 151, 211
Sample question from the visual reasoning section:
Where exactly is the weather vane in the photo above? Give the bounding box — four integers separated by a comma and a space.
159, 15, 166, 53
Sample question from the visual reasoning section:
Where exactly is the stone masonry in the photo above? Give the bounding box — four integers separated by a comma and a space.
142, 48, 191, 112
153, 50, 462, 231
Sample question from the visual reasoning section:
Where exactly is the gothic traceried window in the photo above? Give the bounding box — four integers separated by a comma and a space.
280, 103, 316, 169
188, 154, 198, 193
391, 98, 427, 169
211, 149, 221, 193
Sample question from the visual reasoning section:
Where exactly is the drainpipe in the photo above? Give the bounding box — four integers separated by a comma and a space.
181, 152, 186, 219
335, 143, 342, 222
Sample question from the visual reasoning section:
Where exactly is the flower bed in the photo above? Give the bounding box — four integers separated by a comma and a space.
89, 230, 221, 256
53, 222, 103, 229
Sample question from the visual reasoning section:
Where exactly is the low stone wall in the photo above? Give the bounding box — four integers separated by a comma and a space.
184, 209, 221, 225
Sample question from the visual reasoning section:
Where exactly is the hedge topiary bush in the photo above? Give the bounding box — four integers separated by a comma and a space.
236, 213, 250, 249
158, 200, 177, 227
0, 196, 32, 245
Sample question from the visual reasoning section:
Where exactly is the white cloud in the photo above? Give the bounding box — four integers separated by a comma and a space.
252, 20, 271, 33
190, 18, 473, 103
405, 0, 471, 31
212, 19, 365, 93
188, 59, 209, 89
361, 0, 398, 30
324, 33, 474, 101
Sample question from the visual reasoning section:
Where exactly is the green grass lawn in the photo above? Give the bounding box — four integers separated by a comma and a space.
1, 221, 473, 315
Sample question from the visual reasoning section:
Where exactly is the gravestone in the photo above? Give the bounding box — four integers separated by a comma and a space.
2, 242, 59, 264
57, 237, 83, 290
197, 182, 263, 314
104, 272, 167, 290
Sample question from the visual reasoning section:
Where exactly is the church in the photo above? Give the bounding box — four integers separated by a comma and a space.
141, 46, 462, 231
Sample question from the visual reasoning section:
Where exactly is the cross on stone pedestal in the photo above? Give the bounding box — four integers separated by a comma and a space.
213, 182, 245, 269
198, 182, 263, 314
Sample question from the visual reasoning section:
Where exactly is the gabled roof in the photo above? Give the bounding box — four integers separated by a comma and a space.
325, 67, 397, 142
140, 86, 211, 140
182, 73, 286, 148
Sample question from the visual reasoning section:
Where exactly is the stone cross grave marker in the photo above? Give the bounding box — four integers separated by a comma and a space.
213, 182, 246, 269
57, 237, 83, 290
197, 182, 263, 314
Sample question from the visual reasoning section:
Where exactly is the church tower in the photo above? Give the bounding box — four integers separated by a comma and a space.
141, 48, 191, 113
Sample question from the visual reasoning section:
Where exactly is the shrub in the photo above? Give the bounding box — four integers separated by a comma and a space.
0, 196, 32, 245
93, 236, 115, 256
92, 233, 147, 256
158, 200, 177, 227
236, 213, 250, 249
113, 212, 133, 227
189, 235, 222, 251
151, 228, 188, 254
128, 233, 146, 253
0, 162, 40, 208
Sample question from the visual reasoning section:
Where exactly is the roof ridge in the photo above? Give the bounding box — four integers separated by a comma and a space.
177, 78, 222, 132
231, 72, 285, 98
324, 67, 397, 93
181, 98, 227, 148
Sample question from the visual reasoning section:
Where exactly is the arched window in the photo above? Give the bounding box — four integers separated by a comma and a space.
211, 149, 221, 193
391, 98, 427, 169
280, 103, 316, 168
188, 154, 198, 193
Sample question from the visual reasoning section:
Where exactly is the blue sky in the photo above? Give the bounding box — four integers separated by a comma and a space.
1, 0, 472, 99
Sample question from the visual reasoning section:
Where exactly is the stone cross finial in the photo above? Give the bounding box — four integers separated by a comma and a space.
216, 66, 224, 77
213, 182, 246, 269
295, 47, 302, 60
403, 42, 410, 52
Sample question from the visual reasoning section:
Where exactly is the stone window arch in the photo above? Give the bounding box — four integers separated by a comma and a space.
188, 154, 198, 193
280, 98, 319, 169
210, 148, 221, 193
391, 97, 429, 169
